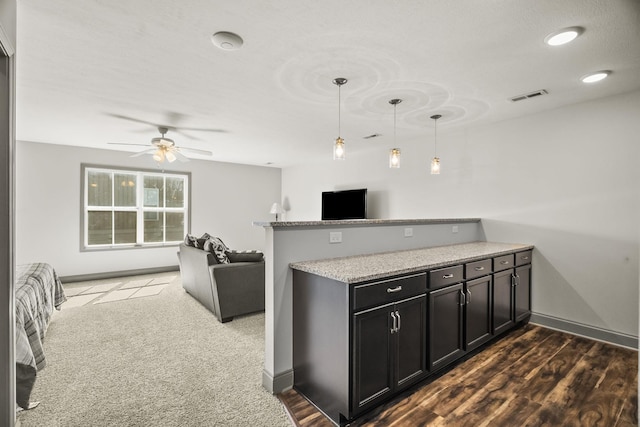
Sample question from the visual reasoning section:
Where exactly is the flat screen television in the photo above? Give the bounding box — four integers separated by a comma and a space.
321, 188, 367, 220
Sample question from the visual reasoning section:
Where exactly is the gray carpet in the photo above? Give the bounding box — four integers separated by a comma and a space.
18, 273, 292, 427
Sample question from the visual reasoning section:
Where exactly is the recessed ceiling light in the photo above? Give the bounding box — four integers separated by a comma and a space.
544, 27, 583, 46
211, 31, 244, 50
581, 71, 611, 83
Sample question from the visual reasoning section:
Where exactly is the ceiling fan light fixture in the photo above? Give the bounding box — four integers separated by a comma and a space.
165, 150, 177, 163
153, 150, 164, 163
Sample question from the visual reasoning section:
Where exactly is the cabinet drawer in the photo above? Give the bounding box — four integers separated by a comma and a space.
465, 259, 492, 280
428, 265, 464, 289
493, 254, 515, 272
353, 273, 426, 311
515, 250, 532, 266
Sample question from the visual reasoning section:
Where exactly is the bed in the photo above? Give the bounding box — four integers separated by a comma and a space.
15, 262, 67, 409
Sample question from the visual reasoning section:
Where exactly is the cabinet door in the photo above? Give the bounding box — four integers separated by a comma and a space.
514, 264, 531, 322
353, 304, 394, 412
465, 275, 492, 351
429, 283, 465, 371
395, 295, 427, 389
492, 269, 514, 335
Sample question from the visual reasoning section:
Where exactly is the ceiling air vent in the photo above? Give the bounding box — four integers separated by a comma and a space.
363, 133, 382, 139
510, 89, 548, 102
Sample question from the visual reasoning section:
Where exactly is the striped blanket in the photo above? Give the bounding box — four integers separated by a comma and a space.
15, 262, 66, 407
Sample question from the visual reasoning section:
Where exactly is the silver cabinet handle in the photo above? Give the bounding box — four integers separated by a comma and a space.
511, 273, 516, 287
474, 266, 485, 271
500, 260, 510, 265
390, 311, 397, 334
396, 310, 401, 332
514, 273, 520, 286
466, 289, 471, 304
459, 289, 466, 306
387, 285, 403, 293
443, 273, 454, 279
521, 256, 530, 260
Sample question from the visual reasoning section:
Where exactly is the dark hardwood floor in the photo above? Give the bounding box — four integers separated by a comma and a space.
278, 324, 638, 427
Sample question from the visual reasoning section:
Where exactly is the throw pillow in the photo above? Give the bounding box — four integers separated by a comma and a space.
184, 234, 197, 247
226, 250, 264, 263
196, 232, 212, 249
204, 237, 230, 263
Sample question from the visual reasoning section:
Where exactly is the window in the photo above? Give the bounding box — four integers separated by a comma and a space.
82, 165, 190, 250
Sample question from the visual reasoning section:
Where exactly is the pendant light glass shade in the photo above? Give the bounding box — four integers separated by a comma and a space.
389, 148, 401, 168
334, 137, 345, 160
430, 156, 440, 174
388, 98, 402, 168
430, 114, 442, 175
333, 78, 347, 160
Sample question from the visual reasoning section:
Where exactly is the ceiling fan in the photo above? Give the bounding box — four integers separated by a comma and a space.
109, 126, 214, 163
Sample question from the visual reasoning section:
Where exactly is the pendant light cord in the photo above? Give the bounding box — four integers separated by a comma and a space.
434, 119, 437, 157
337, 84, 341, 137
393, 103, 397, 144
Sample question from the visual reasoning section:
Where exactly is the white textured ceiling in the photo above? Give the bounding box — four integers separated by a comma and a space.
15, 0, 640, 167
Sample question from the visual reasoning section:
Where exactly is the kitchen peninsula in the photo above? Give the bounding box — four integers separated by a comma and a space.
253, 218, 533, 399
290, 241, 533, 425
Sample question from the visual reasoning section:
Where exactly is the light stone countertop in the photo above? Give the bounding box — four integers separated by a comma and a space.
290, 241, 534, 284
253, 218, 480, 228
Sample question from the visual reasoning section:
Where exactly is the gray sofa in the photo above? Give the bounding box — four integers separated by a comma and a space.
177, 244, 265, 322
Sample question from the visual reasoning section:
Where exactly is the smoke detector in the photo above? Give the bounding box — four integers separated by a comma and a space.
211, 31, 244, 50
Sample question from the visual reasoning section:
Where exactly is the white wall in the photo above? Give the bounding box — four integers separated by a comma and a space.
282, 91, 640, 339
16, 141, 281, 277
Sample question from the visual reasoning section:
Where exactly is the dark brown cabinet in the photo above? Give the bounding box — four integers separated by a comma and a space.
465, 274, 493, 351
493, 251, 532, 335
292, 246, 532, 426
492, 268, 515, 335
353, 294, 427, 413
515, 263, 532, 322
428, 283, 464, 370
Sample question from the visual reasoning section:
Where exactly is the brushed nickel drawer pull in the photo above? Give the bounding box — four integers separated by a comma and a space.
442, 273, 454, 279
500, 260, 510, 265
396, 310, 401, 332
387, 285, 403, 293
474, 266, 485, 271
521, 256, 530, 260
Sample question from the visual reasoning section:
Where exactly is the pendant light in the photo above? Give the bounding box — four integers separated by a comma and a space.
430, 114, 442, 174
333, 77, 347, 160
388, 99, 402, 168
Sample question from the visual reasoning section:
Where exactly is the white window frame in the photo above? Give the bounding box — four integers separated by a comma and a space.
81, 164, 191, 251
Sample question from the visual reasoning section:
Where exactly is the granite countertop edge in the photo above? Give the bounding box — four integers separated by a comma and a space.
253, 218, 481, 228
290, 242, 534, 284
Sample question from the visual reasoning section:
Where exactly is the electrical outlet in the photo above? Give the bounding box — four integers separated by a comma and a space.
452, 225, 459, 234
404, 227, 413, 237
329, 231, 342, 243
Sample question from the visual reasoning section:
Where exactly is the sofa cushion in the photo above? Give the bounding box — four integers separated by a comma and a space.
226, 250, 264, 263
204, 237, 230, 264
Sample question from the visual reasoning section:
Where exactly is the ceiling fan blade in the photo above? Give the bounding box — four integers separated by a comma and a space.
105, 113, 167, 128
108, 142, 152, 147
173, 126, 226, 133
178, 147, 213, 156
172, 150, 190, 163
130, 149, 156, 158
